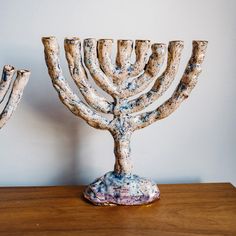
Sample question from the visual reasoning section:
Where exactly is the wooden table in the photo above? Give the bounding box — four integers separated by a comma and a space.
0, 183, 235, 236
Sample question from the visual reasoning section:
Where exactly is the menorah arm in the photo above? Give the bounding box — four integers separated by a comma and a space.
129, 40, 151, 77
116, 40, 133, 68
0, 65, 15, 103
42, 37, 111, 130
97, 39, 151, 84
83, 39, 119, 98
120, 43, 166, 98
97, 39, 132, 83
0, 70, 30, 129
55, 84, 110, 129
121, 41, 184, 114
132, 41, 208, 130
64, 37, 114, 114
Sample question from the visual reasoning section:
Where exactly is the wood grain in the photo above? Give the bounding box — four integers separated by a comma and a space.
0, 183, 235, 236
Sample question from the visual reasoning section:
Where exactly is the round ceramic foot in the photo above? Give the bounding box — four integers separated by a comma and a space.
83, 171, 160, 205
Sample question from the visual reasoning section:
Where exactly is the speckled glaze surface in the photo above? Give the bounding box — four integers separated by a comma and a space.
42, 36, 208, 206
0, 65, 30, 129
84, 171, 159, 205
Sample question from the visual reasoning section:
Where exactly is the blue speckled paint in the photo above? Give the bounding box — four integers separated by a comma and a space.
1, 71, 7, 82
84, 171, 160, 205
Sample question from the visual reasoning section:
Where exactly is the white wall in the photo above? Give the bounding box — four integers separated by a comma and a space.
0, 0, 235, 186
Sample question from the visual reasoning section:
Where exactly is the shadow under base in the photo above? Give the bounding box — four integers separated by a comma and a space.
84, 171, 160, 206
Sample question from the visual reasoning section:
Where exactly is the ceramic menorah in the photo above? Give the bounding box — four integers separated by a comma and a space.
0, 65, 30, 129
42, 36, 208, 205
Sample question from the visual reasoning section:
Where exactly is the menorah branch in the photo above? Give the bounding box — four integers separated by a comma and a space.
42, 37, 111, 130
132, 40, 208, 130
97, 39, 151, 85
84, 38, 119, 98
64, 37, 114, 114
130, 40, 151, 76
0, 69, 30, 129
120, 43, 166, 98
116, 39, 133, 68
121, 41, 184, 114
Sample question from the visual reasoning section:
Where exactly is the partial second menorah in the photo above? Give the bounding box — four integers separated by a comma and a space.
0, 66, 30, 129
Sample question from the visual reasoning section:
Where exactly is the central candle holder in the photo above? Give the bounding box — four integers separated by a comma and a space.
42, 36, 207, 205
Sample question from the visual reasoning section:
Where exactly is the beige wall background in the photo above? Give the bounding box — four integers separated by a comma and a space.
0, 0, 235, 186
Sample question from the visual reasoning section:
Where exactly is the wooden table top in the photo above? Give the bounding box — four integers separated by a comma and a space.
0, 183, 235, 236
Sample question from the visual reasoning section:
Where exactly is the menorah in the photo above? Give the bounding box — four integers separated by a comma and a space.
42, 36, 207, 205
0, 65, 30, 129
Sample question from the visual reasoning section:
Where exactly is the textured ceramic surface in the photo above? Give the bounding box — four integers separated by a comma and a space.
84, 171, 159, 205
0, 65, 30, 129
42, 36, 208, 205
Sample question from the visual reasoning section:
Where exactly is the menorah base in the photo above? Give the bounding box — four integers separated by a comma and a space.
83, 171, 160, 206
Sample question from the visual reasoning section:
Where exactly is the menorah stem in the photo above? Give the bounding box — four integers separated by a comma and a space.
113, 130, 133, 175
111, 98, 133, 174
